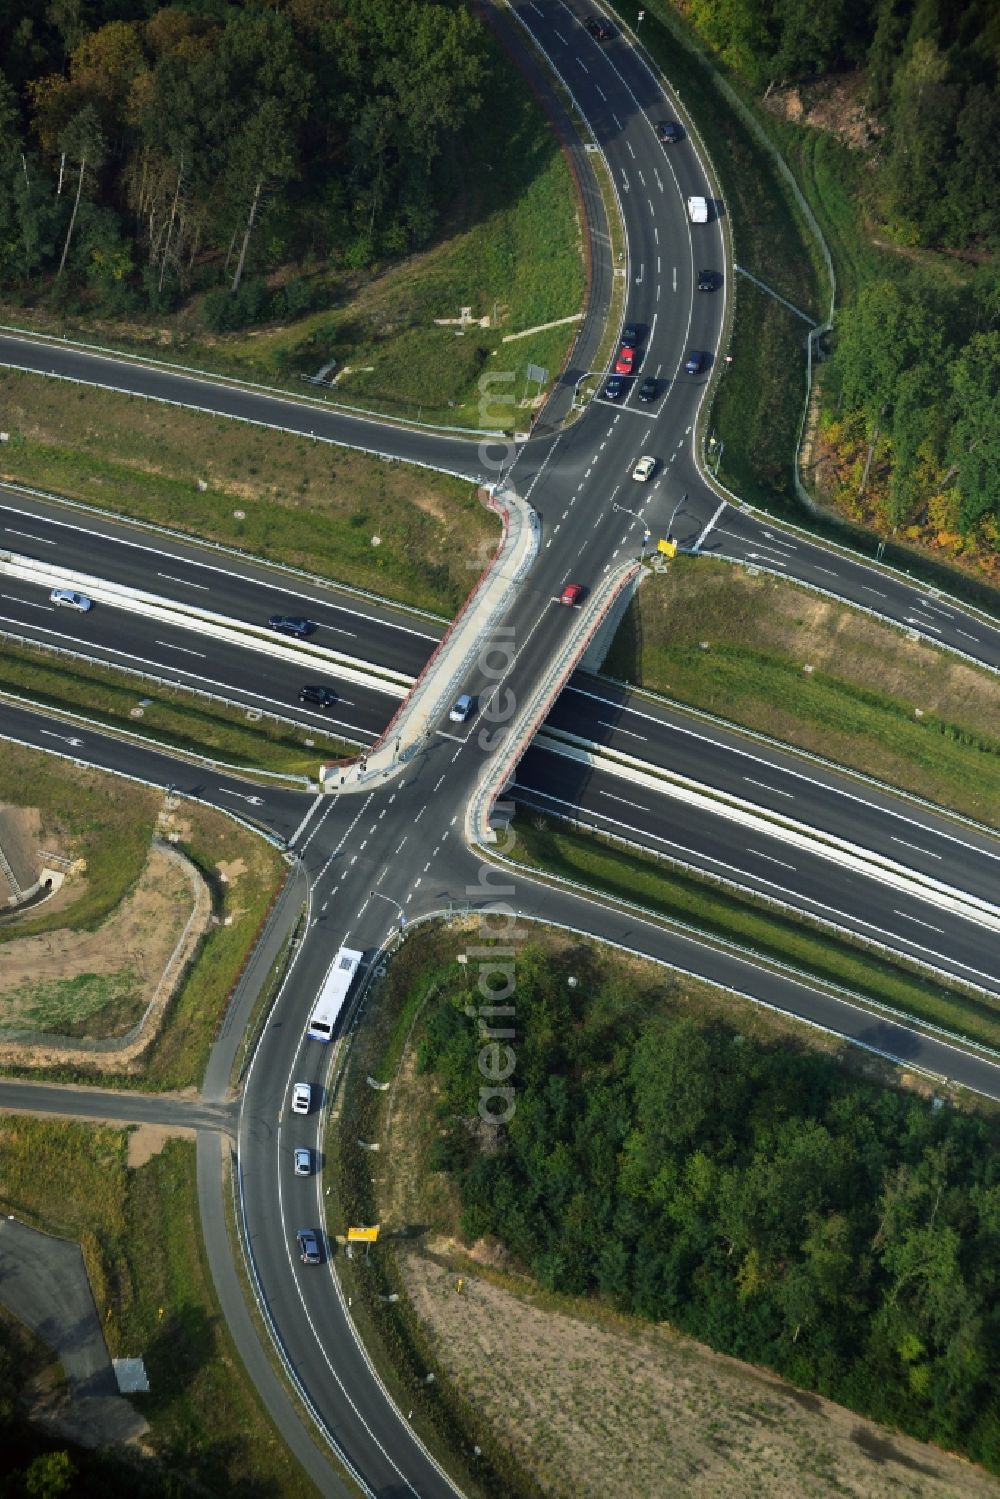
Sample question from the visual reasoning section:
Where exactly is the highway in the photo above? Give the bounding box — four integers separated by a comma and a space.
1, 2, 1000, 1497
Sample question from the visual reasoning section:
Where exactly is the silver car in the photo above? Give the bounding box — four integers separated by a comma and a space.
293, 1147, 312, 1176
50, 588, 93, 611
449, 694, 474, 723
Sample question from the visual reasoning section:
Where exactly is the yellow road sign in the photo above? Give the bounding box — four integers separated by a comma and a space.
657, 538, 677, 558
347, 1225, 380, 1243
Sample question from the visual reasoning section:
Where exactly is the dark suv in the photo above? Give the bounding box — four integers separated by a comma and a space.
638, 376, 658, 402
299, 684, 337, 708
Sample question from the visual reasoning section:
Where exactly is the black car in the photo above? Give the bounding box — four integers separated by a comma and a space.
603, 375, 624, 401
269, 614, 315, 638
588, 18, 614, 40
657, 121, 681, 143
638, 376, 658, 402
621, 322, 641, 345
684, 351, 705, 375
299, 684, 337, 708
296, 1228, 322, 1265
697, 270, 717, 292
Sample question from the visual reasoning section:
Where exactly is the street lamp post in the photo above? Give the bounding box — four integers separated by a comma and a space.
665, 492, 687, 545
612, 500, 652, 561
369, 889, 406, 928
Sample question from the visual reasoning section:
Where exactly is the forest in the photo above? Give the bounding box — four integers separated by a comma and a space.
418, 946, 1000, 1471
819, 269, 1000, 566
0, 0, 488, 316
684, 0, 1000, 252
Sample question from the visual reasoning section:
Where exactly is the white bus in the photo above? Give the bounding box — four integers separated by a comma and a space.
307, 946, 363, 1041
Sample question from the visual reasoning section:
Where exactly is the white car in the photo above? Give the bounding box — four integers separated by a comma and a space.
449, 694, 474, 723
291, 1082, 311, 1115
50, 588, 93, 611
632, 455, 657, 482
293, 1147, 312, 1176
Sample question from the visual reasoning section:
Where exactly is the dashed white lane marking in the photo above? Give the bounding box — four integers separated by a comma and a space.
433, 775, 445, 792
862, 585, 887, 598
395, 836, 408, 854
956, 629, 980, 643
647, 198, 655, 214
596, 721, 647, 740
155, 640, 205, 657
654, 169, 664, 192
750, 850, 797, 871
6, 528, 57, 545
554, 28, 567, 43
627, 141, 635, 158
578, 58, 589, 72
612, 112, 622, 129
414, 806, 425, 822
157, 572, 210, 589
743, 777, 793, 799
815, 566, 838, 577
894, 909, 944, 934
595, 83, 606, 100
892, 836, 941, 860
906, 616, 941, 633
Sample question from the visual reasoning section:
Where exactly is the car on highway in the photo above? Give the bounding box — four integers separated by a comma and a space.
614, 344, 636, 375
685, 351, 705, 375
585, 16, 614, 39
449, 693, 474, 723
632, 455, 657, 482
697, 270, 716, 292
291, 1082, 311, 1114
638, 376, 658, 402
299, 684, 337, 708
293, 1147, 312, 1177
603, 375, 624, 400
560, 583, 584, 607
50, 588, 93, 612
269, 614, 315, 638
656, 121, 681, 143
621, 322, 640, 345
296, 1228, 322, 1265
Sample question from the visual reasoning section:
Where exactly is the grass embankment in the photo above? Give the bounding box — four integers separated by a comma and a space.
610, 0, 824, 510
606, 558, 1000, 828
0, 371, 493, 616
4, 25, 585, 431
330, 927, 538, 1499
507, 816, 998, 1049
0, 743, 287, 1086
0, 639, 354, 777
0, 1119, 315, 1498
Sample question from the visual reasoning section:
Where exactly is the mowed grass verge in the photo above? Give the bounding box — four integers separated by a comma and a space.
0, 371, 494, 616
0, 1119, 314, 1497
605, 558, 1000, 828
507, 816, 999, 1050
0, 743, 288, 1088
0, 639, 355, 777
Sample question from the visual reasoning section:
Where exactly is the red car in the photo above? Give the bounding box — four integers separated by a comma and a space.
560, 583, 584, 607
614, 343, 636, 375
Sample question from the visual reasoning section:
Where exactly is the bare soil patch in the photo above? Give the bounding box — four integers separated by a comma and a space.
764, 72, 882, 152
0, 842, 203, 1040
127, 1122, 194, 1168
400, 1252, 997, 1499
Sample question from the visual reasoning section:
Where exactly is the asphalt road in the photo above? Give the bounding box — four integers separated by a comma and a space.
1, 2, 1000, 1497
